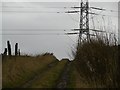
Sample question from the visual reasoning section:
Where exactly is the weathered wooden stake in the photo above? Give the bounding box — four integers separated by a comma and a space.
7, 41, 11, 56
3, 48, 7, 55
18, 49, 20, 56
15, 43, 18, 56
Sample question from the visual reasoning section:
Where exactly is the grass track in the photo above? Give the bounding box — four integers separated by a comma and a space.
3, 56, 92, 88
29, 60, 68, 88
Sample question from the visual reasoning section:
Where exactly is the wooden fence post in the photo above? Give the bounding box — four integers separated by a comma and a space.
18, 49, 20, 56
7, 41, 11, 56
15, 43, 18, 56
3, 48, 7, 56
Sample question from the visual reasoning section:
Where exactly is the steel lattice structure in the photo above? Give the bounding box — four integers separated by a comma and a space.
79, 0, 90, 44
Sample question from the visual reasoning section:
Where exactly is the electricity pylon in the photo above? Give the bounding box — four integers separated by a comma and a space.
79, 0, 90, 45
66, 0, 108, 45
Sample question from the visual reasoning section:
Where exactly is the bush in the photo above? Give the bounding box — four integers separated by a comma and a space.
74, 36, 119, 88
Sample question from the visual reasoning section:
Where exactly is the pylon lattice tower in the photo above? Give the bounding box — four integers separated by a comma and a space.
79, 0, 90, 45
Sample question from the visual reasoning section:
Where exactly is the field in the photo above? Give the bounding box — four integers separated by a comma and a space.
1, 1, 119, 89
2, 54, 79, 88
2, 43, 120, 88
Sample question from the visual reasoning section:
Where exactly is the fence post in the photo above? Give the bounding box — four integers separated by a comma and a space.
3, 48, 7, 56
15, 43, 18, 56
7, 41, 11, 56
18, 49, 20, 56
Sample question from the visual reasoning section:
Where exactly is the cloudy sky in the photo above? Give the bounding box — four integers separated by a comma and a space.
0, 0, 119, 60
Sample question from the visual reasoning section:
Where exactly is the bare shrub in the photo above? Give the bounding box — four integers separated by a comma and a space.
74, 34, 119, 88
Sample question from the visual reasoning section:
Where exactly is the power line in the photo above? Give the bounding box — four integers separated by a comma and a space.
2, 3, 119, 13
3, 10, 118, 18
2, 2, 118, 36
72, 6, 120, 13
1, 10, 65, 13
1, 33, 67, 35
90, 6, 120, 13
67, 14, 79, 23
65, 10, 119, 18
65, 33, 77, 43
1, 9, 119, 18
2, 5, 119, 13
2, 29, 71, 31
2, 6, 72, 9
72, 28, 117, 34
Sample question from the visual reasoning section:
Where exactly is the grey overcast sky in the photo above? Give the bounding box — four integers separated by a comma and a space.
0, 0, 118, 60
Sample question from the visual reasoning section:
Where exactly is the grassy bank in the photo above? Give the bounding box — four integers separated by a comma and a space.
2, 54, 58, 88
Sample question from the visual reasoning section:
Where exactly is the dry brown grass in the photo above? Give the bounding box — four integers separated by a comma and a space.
30, 60, 68, 88
2, 54, 58, 88
74, 36, 119, 88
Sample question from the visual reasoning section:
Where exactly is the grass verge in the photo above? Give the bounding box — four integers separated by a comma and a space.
2, 55, 58, 88
29, 60, 68, 88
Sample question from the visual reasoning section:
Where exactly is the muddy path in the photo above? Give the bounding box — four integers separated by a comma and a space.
56, 61, 72, 88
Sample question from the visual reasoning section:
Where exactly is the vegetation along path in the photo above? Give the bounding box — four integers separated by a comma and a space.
56, 61, 72, 88
21, 61, 58, 88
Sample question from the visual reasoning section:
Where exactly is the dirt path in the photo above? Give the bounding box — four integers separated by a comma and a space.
20, 60, 72, 88
56, 62, 72, 88
20, 61, 58, 88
